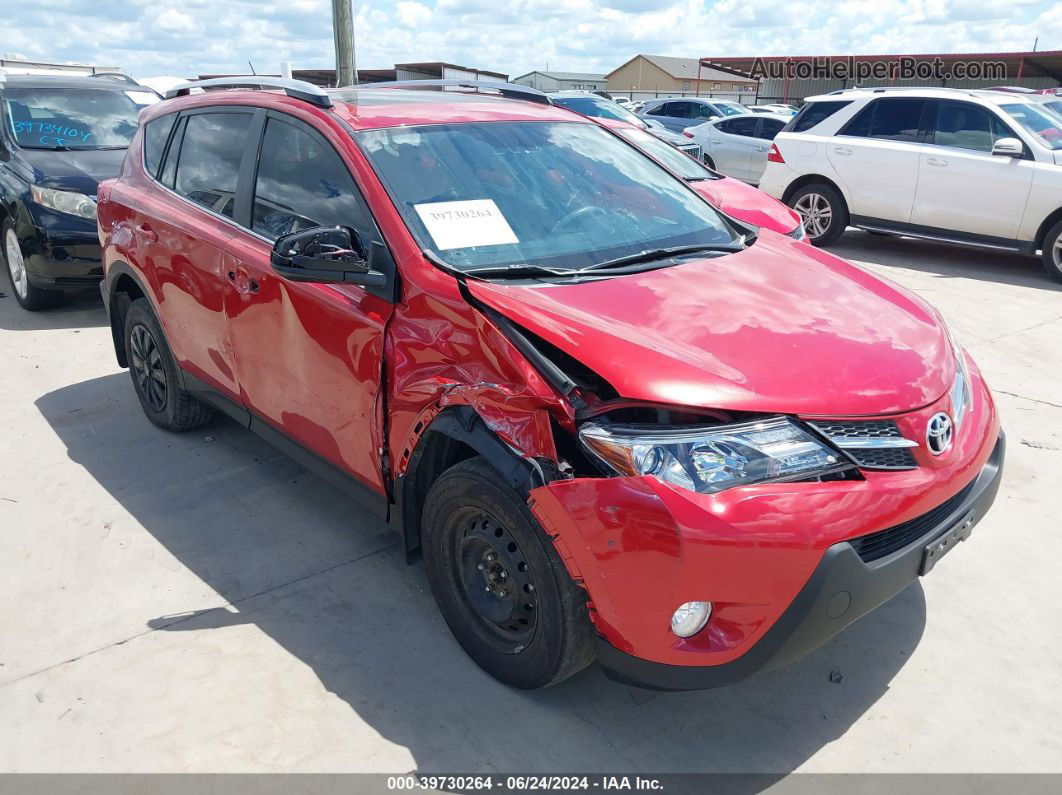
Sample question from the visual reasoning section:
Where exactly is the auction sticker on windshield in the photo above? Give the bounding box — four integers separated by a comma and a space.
414, 199, 518, 250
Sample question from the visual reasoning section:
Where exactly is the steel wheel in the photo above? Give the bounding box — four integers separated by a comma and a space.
4, 228, 28, 300
453, 509, 538, 652
129, 323, 168, 412
794, 192, 833, 239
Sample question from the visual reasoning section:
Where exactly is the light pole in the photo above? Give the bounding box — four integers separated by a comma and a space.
332, 0, 357, 86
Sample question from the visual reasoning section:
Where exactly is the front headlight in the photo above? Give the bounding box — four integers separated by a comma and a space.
30, 185, 97, 220
946, 326, 973, 429
579, 416, 848, 494
786, 222, 807, 241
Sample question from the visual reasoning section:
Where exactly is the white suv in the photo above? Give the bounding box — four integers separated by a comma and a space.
759, 87, 1062, 281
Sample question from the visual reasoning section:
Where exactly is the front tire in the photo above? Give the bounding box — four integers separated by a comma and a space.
789, 183, 849, 246
422, 457, 596, 688
1041, 219, 1062, 284
2, 222, 64, 311
124, 298, 213, 431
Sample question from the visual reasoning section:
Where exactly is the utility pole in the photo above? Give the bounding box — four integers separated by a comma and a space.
332, 0, 357, 87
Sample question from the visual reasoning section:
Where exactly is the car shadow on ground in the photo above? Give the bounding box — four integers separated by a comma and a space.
832, 230, 1062, 293
0, 286, 107, 331
37, 372, 927, 780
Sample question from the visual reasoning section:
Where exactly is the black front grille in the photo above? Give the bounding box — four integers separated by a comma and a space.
851, 479, 977, 563
809, 420, 918, 470
812, 420, 903, 439
846, 447, 918, 469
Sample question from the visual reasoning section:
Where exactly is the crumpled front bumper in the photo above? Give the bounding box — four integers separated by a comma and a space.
593, 433, 1003, 690
528, 360, 1003, 690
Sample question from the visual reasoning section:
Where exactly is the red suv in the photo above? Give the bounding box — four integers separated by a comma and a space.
97, 79, 1004, 691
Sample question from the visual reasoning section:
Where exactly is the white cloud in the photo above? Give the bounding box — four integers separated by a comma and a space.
1, 0, 1055, 81
396, 1, 433, 27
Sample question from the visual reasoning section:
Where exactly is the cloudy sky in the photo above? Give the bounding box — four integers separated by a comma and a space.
3, 0, 1059, 80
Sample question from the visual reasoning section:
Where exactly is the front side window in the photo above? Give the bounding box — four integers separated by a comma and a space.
2, 88, 146, 150
1001, 103, 1062, 150
173, 112, 253, 219
252, 118, 365, 240
357, 121, 740, 273
692, 103, 721, 120
928, 101, 1010, 152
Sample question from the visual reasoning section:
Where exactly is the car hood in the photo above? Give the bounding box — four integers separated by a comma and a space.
17, 147, 126, 195
468, 232, 954, 416
692, 177, 801, 236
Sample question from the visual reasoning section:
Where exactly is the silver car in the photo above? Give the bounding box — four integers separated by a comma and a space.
683, 112, 790, 185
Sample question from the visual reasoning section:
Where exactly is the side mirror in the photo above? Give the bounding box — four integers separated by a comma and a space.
991, 137, 1024, 158
270, 226, 386, 287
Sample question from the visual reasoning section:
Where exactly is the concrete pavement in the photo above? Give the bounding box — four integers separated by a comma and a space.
1, 233, 1060, 773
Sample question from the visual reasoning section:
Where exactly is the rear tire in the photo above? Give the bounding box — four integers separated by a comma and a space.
422, 457, 596, 689
2, 222, 65, 311
1041, 219, 1062, 284
789, 183, 849, 246
124, 298, 213, 431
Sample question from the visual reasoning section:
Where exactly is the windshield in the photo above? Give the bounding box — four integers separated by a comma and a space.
616, 127, 716, 180
550, 96, 647, 128
714, 102, 748, 117
2, 88, 152, 150
1001, 103, 1062, 150
356, 121, 739, 272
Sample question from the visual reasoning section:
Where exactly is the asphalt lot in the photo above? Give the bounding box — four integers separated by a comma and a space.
1, 231, 1061, 774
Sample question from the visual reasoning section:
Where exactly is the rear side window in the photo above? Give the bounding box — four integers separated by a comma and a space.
251, 118, 365, 240
142, 113, 177, 178
723, 117, 759, 137
787, 100, 851, 133
760, 119, 786, 140
840, 98, 926, 143
173, 112, 252, 219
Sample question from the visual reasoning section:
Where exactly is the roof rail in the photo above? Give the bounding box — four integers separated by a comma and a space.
164, 77, 333, 109
355, 79, 551, 106
89, 71, 139, 85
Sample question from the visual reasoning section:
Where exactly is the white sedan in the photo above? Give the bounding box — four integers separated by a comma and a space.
682, 112, 790, 185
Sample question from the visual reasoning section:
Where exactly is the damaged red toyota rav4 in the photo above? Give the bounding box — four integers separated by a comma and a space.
97, 79, 1004, 691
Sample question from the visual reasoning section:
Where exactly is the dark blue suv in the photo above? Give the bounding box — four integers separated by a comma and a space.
0, 74, 157, 310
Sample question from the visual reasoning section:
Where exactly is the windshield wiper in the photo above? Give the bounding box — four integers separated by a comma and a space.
20, 144, 71, 151
579, 241, 748, 273
462, 263, 580, 279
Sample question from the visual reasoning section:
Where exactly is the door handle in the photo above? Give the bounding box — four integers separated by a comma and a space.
227, 268, 259, 295
925, 157, 949, 167
833, 146, 853, 156
134, 223, 157, 242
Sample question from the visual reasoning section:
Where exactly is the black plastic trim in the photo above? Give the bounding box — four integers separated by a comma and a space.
181, 371, 388, 521
596, 432, 1005, 691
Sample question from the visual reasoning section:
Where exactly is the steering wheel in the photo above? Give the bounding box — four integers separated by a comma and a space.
550, 205, 612, 235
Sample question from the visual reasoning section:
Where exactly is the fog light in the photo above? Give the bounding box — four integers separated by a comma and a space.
670, 601, 712, 637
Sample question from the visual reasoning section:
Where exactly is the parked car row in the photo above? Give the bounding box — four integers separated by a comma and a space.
2, 77, 1007, 694
759, 87, 1062, 281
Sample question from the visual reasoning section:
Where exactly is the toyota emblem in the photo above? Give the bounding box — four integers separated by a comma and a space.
926, 412, 954, 456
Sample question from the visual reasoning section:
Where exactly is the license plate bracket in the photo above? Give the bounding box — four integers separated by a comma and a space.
920, 509, 976, 575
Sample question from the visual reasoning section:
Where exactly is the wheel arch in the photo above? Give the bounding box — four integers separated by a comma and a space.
1033, 207, 1062, 251
105, 262, 157, 369
394, 405, 556, 563
782, 173, 850, 208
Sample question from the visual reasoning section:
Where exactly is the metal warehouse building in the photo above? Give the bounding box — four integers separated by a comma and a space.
699, 51, 1062, 104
